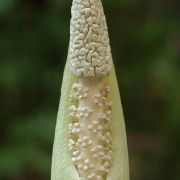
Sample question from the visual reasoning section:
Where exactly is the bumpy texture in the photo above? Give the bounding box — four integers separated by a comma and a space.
51, 0, 129, 179
69, 79, 113, 180
70, 0, 112, 77
51, 60, 129, 180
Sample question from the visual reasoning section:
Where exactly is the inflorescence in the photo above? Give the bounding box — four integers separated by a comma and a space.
68, 82, 113, 180
70, 0, 112, 78
68, 0, 113, 179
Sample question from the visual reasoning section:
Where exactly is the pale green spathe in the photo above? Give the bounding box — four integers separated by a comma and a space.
51, 54, 129, 180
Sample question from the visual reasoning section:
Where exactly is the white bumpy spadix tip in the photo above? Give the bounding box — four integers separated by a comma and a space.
70, 0, 112, 78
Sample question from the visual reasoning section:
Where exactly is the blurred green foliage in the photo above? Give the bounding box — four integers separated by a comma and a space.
0, 0, 179, 179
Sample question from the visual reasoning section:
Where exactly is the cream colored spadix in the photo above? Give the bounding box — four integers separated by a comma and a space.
51, 0, 129, 180
70, 0, 112, 78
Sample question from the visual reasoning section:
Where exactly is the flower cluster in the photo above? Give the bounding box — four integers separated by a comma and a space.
70, 83, 90, 102
70, 0, 112, 77
68, 82, 113, 179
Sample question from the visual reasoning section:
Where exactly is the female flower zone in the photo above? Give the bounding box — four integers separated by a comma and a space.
51, 0, 129, 180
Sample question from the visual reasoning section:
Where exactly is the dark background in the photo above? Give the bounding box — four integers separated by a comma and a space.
0, 0, 180, 179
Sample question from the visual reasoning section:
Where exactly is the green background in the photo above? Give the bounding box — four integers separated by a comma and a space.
0, 0, 180, 179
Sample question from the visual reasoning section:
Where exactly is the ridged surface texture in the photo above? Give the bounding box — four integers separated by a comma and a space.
70, 0, 112, 77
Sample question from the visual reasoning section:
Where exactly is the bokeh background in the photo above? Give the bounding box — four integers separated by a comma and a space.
0, 0, 180, 179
